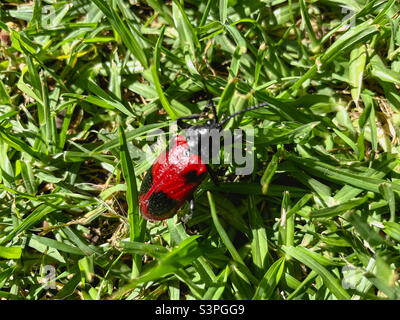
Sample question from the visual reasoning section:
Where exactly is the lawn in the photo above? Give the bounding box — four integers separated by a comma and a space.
0, 0, 400, 300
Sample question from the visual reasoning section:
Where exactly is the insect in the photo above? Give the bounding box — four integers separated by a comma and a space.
139, 95, 269, 221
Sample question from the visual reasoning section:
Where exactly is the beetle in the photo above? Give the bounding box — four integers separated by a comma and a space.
139, 97, 269, 221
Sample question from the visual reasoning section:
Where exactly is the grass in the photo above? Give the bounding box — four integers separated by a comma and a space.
0, 0, 400, 300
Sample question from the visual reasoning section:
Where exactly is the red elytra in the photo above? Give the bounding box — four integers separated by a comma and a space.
139, 135, 207, 221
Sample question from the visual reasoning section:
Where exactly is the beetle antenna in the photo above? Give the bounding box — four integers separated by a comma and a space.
217, 101, 269, 128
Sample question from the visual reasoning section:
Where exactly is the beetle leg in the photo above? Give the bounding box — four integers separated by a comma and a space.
181, 198, 195, 223
189, 198, 195, 215
206, 164, 219, 186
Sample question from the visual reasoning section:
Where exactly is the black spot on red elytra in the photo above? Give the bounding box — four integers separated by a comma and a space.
147, 191, 178, 217
184, 170, 206, 184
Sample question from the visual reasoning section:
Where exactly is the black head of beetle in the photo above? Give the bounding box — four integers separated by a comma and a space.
176, 100, 270, 162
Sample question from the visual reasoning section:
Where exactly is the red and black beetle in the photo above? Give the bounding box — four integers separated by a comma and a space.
139, 97, 269, 221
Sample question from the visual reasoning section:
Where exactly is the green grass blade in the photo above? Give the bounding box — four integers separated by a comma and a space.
252, 257, 285, 300
282, 246, 351, 300
118, 124, 144, 278
0, 246, 22, 259
248, 195, 269, 272
92, 0, 148, 69
207, 191, 257, 286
